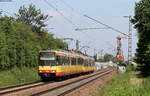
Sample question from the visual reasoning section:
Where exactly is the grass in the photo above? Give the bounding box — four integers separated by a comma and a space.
0, 67, 40, 87
100, 67, 150, 96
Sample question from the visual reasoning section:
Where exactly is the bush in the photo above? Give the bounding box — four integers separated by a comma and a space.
0, 67, 40, 87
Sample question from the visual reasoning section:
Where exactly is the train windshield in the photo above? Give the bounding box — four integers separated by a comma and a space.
39, 60, 56, 66
39, 52, 56, 66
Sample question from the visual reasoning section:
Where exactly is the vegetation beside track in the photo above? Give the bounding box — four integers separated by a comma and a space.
0, 4, 66, 70
100, 66, 150, 96
0, 67, 40, 87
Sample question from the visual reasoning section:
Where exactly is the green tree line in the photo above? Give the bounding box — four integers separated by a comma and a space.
132, 0, 150, 76
97, 53, 117, 63
0, 4, 66, 70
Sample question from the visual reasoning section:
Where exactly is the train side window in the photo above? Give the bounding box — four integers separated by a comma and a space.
83, 59, 85, 66
85, 59, 86, 66
80, 58, 83, 65
76, 58, 78, 65
63, 56, 66, 65
60, 56, 63, 65
64, 56, 67, 65
71, 57, 73, 65
78, 58, 80, 65
85, 60, 87, 66
70, 57, 71, 65
72, 57, 74, 65
66, 56, 69, 65
72, 57, 75, 65
88, 60, 90, 66
87, 60, 89, 66
67, 56, 69, 65
62, 56, 64, 65
90, 60, 91, 66
78, 58, 81, 65
73, 57, 74, 65
56, 56, 60, 65
79, 58, 81, 65
92, 61, 95, 66
81, 58, 83, 65
65, 56, 69, 65
75, 57, 77, 65
57, 56, 64, 65
70, 57, 73, 65
75, 58, 77, 65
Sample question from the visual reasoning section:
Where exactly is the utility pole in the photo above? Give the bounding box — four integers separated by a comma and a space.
98, 49, 104, 59
76, 40, 79, 50
93, 48, 97, 61
128, 16, 132, 65
63, 38, 74, 50
124, 16, 132, 65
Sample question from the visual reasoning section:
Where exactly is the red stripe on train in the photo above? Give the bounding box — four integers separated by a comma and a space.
39, 70, 56, 73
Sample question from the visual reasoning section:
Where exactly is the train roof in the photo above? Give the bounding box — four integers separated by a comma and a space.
39, 49, 94, 60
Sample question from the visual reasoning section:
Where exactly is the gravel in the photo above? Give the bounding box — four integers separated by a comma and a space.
66, 69, 116, 96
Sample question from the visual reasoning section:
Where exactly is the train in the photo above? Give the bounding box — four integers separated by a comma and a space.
38, 49, 95, 81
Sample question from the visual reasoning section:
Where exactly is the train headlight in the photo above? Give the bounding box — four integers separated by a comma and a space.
51, 70, 56, 73
39, 70, 42, 73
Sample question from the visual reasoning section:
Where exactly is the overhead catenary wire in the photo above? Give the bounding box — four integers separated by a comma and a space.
44, 0, 116, 55
43, 0, 100, 50
57, 0, 101, 43
58, 0, 127, 52
44, 0, 77, 27
43, 0, 79, 48
44, 0, 83, 41
57, 0, 120, 50
84, 14, 129, 37
58, 0, 82, 16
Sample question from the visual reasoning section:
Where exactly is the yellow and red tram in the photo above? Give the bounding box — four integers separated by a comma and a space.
38, 49, 95, 80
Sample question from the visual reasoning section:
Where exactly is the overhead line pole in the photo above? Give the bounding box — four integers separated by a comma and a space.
124, 15, 132, 65
83, 15, 132, 65
129, 16, 132, 65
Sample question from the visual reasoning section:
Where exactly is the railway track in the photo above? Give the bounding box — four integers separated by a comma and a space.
0, 81, 50, 95
32, 69, 114, 96
0, 68, 114, 96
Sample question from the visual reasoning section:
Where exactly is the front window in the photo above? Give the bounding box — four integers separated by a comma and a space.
39, 60, 56, 66
39, 52, 56, 66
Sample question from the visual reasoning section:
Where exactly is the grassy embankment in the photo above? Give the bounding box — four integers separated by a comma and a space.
100, 67, 150, 96
0, 67, 40, 87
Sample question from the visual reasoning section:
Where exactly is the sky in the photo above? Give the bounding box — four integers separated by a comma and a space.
0, 0, 140, 59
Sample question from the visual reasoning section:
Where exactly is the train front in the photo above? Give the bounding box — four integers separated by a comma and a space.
38, 51, 57, 80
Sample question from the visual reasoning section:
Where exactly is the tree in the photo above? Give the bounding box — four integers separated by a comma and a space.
97, 53, 116, 62
0, 5, 66, 70
132, 0, 150, 76
0, 16, 14, 69
103, 54, 114, 62
15, 4, 48, 34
